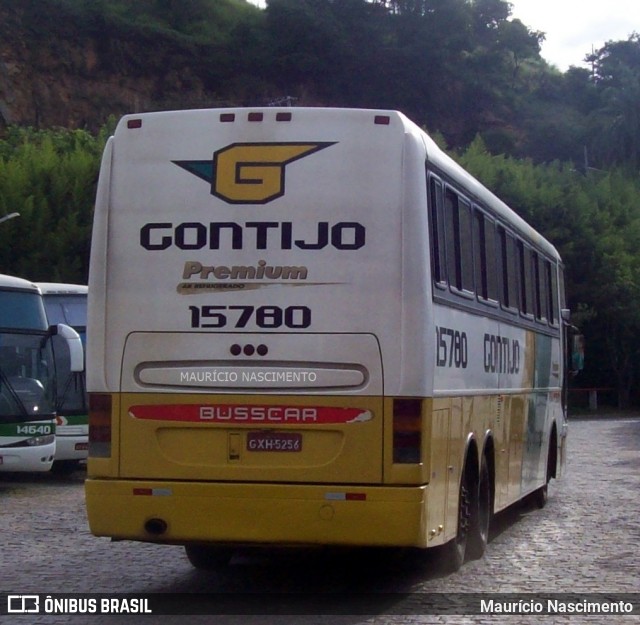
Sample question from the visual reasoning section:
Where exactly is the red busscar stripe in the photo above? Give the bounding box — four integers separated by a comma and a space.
128, 404, 369, 424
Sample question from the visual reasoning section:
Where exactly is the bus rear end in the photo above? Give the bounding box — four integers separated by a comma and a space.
86, 108, 432, 553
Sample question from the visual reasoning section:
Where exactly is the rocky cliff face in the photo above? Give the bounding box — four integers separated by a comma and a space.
0, 0, 225, 130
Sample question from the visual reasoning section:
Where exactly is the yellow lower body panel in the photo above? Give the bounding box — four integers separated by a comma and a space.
85, 479, 429, 548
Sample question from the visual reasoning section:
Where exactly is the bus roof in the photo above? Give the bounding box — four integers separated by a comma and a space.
0, 273, 41, 293
36, 283, 88, 295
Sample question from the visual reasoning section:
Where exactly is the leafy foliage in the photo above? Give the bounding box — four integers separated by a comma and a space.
0, 124, 111, 282
3, 0, 640, 404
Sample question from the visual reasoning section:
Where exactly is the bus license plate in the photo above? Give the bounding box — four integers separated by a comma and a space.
246, 432, 302, 452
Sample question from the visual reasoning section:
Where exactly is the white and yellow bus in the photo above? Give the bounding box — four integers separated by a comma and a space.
86, 108, 576, 570
0, 275, 83, 472
38, 283, 89, 471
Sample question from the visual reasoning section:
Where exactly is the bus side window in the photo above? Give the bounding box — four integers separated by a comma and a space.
458, 199, 474, 293
444, 187, 474, 295
485, 217, 498, 301
547, 260, 559, 325
444, 188, 458, 289
498, 226, 518, 312
518, 241, 534, 318
473, 209, 498, 304
533, 252, 548, 323
428, 175, 447, 287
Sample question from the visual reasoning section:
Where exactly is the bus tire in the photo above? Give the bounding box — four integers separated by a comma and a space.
442, 461, 473, 571
184, 544, 233, 570
467, 460, 491, 560
533, 483, 548, 509
533, 442, 553, 508
533, 428, 557, 509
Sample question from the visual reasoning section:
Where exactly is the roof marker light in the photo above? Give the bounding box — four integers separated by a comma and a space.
276, 112, 292, 122
374, 115, 390, 125
127, 119, 142, 129
248, 112, 264, 122
220, 113, 235, 122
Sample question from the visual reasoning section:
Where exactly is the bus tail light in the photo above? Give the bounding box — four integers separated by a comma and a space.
89, 393, 112, 458
393, 398, 422, 463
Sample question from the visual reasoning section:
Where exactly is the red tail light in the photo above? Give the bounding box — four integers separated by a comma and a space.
89, 393, 112, 458
393, 398, 422, 463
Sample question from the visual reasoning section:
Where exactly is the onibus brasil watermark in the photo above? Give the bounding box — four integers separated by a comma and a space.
7, 595, 151, 615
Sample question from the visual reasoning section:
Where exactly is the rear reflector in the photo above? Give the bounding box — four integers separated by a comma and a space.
393, 398, 422, 463
88, 393, 112, 458
133, 488, 172, 497
325, 492, 367, 501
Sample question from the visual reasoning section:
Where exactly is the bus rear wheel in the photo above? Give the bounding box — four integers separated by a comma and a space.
532, 431, 556, 509
467, 460, 491, 560
442, 462, 473, 571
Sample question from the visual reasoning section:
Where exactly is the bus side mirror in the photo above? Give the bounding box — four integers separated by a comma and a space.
51, 324, 85, 372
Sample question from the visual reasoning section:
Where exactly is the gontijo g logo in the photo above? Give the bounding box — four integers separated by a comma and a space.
173, 142, 335, 204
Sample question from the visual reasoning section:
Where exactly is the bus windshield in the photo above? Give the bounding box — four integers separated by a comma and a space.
0, 290, 56, 423
41, 293, 88, 415
0, 290, 48, 329
41, 294, 87, 328
0, 331, 56, 422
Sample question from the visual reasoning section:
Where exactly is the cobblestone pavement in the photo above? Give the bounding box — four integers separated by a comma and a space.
1, 416, 639, 625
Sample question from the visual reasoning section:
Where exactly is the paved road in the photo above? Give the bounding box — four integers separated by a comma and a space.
1, 416, 639, 624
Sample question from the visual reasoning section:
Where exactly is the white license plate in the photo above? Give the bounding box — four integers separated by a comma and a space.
246, 432, 302, 452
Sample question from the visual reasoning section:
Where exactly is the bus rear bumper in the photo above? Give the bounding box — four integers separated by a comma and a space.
85, 479, 429, 548
54, 435, 89, 462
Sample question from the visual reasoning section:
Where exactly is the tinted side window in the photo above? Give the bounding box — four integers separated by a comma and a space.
428, 176, 446, 285
444, 188, 474, 294
458, 199, 474, 293
473, 210, 498, 303
498, 227, 518, 311
518, 241, 534, 316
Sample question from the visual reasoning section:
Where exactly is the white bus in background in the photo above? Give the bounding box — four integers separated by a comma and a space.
85, 108, 579, 570
0, 275, 84, 472
38, 283, 89, 471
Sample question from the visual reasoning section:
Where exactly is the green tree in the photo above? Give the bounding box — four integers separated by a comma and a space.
0, 126, 105, 283
588, 35, 640, 169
